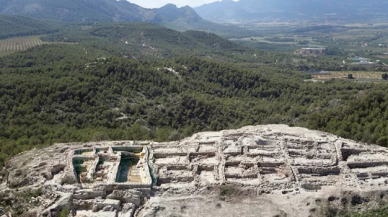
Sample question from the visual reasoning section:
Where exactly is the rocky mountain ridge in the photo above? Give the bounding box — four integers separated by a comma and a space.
0, 0, 212, 30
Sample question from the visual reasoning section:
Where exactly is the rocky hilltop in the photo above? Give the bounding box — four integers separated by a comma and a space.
1, 125, 388, 217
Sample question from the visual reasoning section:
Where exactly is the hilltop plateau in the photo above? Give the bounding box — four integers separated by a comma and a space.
1, 125, 388, 216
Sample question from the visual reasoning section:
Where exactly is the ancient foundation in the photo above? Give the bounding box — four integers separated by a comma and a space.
3, 125, 388, 217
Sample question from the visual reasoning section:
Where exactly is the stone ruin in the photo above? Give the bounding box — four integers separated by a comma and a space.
2, 125, 388, 217
60, 145, 152, 216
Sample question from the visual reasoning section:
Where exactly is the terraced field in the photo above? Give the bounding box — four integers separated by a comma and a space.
0, 36, 47, 55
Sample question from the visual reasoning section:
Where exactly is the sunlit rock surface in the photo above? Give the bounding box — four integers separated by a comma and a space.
2, 125, 388, 217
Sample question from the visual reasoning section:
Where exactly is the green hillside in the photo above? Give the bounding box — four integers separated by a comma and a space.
0, 15, 56, 39
40, 22, 252, 60
0, 0, 157, 22
1, 39, 388, 170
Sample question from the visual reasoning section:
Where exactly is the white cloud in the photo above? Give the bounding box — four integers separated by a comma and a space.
128, 0, 221, 9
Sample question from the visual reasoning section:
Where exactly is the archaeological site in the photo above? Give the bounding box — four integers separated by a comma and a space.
1, 125, 388, 217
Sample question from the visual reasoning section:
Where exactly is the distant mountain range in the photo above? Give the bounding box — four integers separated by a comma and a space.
195, 0, 388, 23
0, 0, 217, 30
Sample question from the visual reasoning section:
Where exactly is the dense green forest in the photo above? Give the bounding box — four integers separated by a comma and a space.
0, 39, 388, 169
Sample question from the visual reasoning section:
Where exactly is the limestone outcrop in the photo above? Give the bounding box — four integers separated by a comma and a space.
1, 125, 388, 217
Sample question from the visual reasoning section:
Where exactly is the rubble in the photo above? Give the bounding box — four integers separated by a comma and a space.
1, 125, 388, 216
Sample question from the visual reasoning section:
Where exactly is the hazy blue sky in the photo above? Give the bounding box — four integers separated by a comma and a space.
129, 0, 221, 8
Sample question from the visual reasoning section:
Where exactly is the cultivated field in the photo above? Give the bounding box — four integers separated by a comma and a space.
0, 36, 47, 55
312, 71, 388, 82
